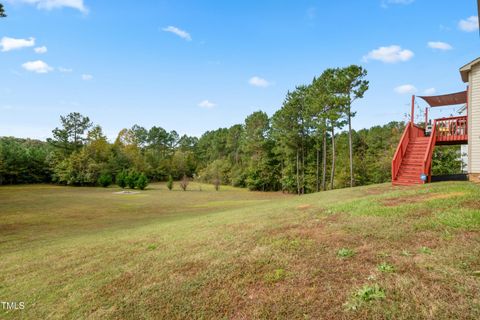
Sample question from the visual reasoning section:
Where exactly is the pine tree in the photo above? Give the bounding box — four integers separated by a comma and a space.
0, 4, 6, 18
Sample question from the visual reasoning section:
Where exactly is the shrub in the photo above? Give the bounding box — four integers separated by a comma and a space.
180, 174, 189, 191
116, 170, 127, 189
98, 172, 112, 187
126, 171, 139, 189
167, 175, 173, 191
136, 173, 148, 190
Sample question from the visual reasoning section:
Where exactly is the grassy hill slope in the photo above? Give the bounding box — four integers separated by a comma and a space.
1, 182, 479, 319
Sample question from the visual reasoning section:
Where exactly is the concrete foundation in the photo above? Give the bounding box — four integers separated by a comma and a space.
469, 173, 480, 183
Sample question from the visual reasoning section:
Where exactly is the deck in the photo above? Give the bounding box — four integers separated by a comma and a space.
434, 115, 468, 145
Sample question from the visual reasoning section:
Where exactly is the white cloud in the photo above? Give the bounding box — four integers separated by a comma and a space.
162, 26, 192, 41
394, 84, 417, 94
198, 100, 216, 109
423, 88, 436, 95
427, 41, 452, 51
21, 60, 53, 73
249, 76, 271, 88
34, 46, 47, 54
362, 45, 414, 63
81, 74, 93, 80
381, 0, 414, 8
58, 67, 73, 72
0, 37, 35, 52
8, 0, 88, 13
458, 16, 479, 32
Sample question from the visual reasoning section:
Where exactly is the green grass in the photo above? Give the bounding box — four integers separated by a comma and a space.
1, 181, 480, 319
377, 262, 395, 273
337, 248, 355, 258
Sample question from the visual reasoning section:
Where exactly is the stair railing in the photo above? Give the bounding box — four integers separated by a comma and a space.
392, 122, 411, 180
422, 120, 437, 183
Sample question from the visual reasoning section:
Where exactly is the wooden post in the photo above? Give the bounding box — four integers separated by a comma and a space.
411, 95, 415, 126
425, 107, 428, 127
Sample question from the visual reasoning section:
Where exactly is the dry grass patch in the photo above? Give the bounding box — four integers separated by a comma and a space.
381, 192, 465, 207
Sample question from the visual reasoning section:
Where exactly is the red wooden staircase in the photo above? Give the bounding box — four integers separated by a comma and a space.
393, 136, 430, 185
392, 123, 433, 186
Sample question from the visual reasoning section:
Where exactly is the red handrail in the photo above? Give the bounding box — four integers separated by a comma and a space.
435, 115, 467, 121
423, 120, 437, 183
392, 122, 411, 180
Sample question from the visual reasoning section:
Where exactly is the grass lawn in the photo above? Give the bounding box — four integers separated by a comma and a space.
1, 181, 479, 319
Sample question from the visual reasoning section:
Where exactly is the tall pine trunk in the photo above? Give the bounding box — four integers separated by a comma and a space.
296, 148, 300, 195
330, 125, 336, 190
316, 145, 320, 192
301, 143, 305, 195
321, 125, 327, 191
348, 108, 354, 187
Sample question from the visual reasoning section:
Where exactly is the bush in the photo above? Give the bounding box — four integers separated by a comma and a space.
126, 171, 139, 189
116, 170, 127, 188
98, 172, 112, 187
167, 175, 173, 191
136, 173, 148, 190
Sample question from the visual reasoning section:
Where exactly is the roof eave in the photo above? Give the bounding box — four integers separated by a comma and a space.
459, 57, 480, 83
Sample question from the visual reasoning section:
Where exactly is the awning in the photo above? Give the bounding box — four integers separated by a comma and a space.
418, 91, 467, 107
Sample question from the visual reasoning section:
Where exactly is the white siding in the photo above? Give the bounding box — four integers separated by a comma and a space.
470, 64, 480, 173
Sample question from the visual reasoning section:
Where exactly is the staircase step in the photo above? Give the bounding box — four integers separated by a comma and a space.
402, 159, 423, 167
395, 177, 423, 183
393, 180, 423, 186
399, 169, 423, 174
408, 142, 428, 145
403, 156, 425, 160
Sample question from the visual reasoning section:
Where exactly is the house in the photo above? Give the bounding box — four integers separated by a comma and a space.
391, 57, 480, 185
460, 57, 480, 182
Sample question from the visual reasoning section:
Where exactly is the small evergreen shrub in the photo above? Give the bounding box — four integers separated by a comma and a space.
167, 175, 173, 191
98, 173, 112, 188
136, 173, 148, 190
126, 171, 139, 189
116, 170, 127, 189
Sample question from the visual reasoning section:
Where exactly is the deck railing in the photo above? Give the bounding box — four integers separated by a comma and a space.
423, 120, 437, 183
392, 122, 411, 180
435, 116, 468, 143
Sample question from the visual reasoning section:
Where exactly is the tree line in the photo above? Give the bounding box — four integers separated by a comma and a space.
2, 65, 459, 192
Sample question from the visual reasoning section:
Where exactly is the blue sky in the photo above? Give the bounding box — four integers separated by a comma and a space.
0, 0, 479, 140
